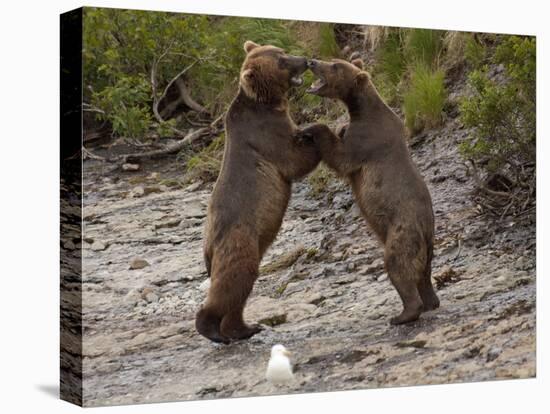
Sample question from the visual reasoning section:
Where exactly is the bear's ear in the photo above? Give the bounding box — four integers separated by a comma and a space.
244, 40, 260, 53
355, 71, 369, 87
351, 58, 364, 70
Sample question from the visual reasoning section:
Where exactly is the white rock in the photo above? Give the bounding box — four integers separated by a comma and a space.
199, 278, 211, 292
145, 292, 159, 303
377, 274, 388, 282
130, 186, 145, 198
63, 240, 76, 250
91, 241, 107, 251
129, 257, 150, 270
266, 344, 294, 385
122, 163, 140, 171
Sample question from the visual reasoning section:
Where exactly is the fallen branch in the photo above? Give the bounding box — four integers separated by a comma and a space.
118, 113, 225, 163
151, 49, 208, 134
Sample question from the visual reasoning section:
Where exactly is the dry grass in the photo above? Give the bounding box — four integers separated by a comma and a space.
360, 26, 392, 52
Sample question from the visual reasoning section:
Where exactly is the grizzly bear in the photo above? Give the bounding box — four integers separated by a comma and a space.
196, 41, 321, 343
298, 57, 439, 324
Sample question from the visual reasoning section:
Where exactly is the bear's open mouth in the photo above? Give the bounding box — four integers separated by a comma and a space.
290, 75, 304, 86
306, 76, 326, 94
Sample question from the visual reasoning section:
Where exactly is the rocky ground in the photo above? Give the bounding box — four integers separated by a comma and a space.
70, 113, 536, 407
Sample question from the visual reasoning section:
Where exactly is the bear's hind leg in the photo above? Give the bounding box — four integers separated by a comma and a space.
217, 266, 262, 341
417, 277, 440, 311
384, 247, 423, 325
416, 241, 439, 311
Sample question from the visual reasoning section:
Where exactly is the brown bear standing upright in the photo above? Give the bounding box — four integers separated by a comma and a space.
196, 41, 321, 343
299, 57, 439, 324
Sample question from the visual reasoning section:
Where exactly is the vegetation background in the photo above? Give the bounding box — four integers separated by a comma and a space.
82, 8, 535, 218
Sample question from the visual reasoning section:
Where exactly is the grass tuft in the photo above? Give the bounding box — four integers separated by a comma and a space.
183, 134, 225, 183
307, 164, 336, 198
403, 64, 446, 134
404, 28, 444, 68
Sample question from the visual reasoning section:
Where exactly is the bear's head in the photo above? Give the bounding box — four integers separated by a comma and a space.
240, 40, 308, 103
306, 57, 369, 100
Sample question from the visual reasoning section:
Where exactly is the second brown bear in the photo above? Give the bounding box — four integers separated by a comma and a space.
299, 57, 439, 324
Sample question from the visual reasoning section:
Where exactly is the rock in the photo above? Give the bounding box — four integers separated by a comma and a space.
332, 274, 357, 285
91, 241, 107, 251
148, 172, 160, 180
186, 182, 201, 192
515, 256, 531, 271
123, 289, 141, 306
63, 240, 75, 250
184, 204, 206, 218
395, 340, 427, 349
308, 225, 323, 233
154, 219, 181, 230
145, 292, 159, 303
486, 346, 502, 362
130, 257, 150, 270
143, 185, 163, 196
377, 274, 388, 282
258, 313, 287, 327
287, 304, 317, 322
130, 186, 145, 198
122, 163, 140, 171
199, 278, 211, 292
364, 258, 384, 275
306, 293, 326, 306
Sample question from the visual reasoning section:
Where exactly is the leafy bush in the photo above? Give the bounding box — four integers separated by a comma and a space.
92, 76, 152, 138
460, 36, 535, 170
403, 65, 446, 133
459, 36, 535, 216
464, 36, 486, 68
83, 9, 313, 140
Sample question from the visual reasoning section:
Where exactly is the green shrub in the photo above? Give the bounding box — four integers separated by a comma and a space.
464, 36, 486, 68
84, 9, 310, 139
459, 36, 535, 171
459, 35, 535, 216
92, 75, 153, 138
403, 65, 446, 134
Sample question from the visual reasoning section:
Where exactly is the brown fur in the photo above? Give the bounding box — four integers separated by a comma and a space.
196, 42, 321, 343
299, 58, 439, 324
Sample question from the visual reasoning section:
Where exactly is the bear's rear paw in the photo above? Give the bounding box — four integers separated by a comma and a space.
390, 307, 422, 325
422, 297, 440, 311
223, 323, 263, 341
196, 308, 230, 344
